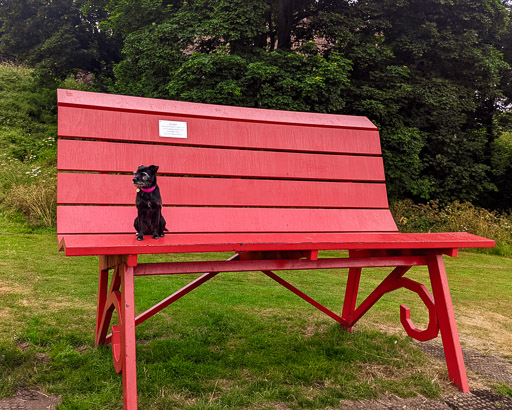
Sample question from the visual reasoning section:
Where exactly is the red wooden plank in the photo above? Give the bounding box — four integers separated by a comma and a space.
57, 206, 398, 235
57, 173, 390, 209
57, 232, 495, 256
133, 256, 428, 276
57, 89, 378, 130
57, 140, 386, 182
57, 106, 382, 155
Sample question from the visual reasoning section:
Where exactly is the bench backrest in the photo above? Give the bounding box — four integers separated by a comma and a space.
56, 89, 398, 237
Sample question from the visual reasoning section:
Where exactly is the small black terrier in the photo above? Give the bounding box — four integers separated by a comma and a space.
132, 165, 167, 240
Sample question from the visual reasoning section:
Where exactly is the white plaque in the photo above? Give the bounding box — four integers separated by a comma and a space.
159, 120, 188, 139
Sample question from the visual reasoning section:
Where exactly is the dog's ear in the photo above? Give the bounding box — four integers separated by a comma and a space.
149, 165, 159, 174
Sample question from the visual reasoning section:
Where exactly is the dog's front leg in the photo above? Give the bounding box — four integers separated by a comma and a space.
151, 206, 161, 239
134, 212, 144, 241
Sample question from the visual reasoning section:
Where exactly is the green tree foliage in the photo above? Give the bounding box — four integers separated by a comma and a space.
1, 0, 511, 208
110, 0, 352, 112
0, 0, 121, 82
340, 0, 510, 202
167, 48, 351, 112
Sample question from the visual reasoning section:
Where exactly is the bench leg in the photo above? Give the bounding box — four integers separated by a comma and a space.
95, 265, 122, 347
120, 264, 138, 409
95, 268, 109, 345
94, 263, 138, 408
427, 253, 469, 393
341, 267, 362, 331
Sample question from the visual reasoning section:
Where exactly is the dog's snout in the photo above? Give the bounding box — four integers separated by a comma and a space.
132, 177, 137, 183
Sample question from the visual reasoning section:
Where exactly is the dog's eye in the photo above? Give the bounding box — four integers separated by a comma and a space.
142, 175, 149, 180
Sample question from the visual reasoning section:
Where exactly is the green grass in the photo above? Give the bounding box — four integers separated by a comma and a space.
1, 219, 511, 408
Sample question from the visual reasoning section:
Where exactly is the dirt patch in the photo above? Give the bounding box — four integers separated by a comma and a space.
0, 283, 29, 296
0, 390, 60, 410
339, 390, 512, 409
457, 308, 512, 357
339, 395, 449, 409
302, 322, 329, 338
417, 340, 512, 385
0, 307, 12, 319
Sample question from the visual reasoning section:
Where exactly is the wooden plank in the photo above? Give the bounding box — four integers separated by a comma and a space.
132, 256, 429, 276
56, 140, 386, 182
57, 106, 382, 155
57, 89, 378, 130
57, 173, 390, 209
57, 206, 398, 235
57, 232, 495, 256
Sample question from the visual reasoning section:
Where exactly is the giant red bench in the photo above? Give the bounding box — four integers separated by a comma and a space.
56, 89, 495, 409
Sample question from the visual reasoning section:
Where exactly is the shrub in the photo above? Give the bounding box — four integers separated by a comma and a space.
391, 200, 512, 256
3, 181, 56, 227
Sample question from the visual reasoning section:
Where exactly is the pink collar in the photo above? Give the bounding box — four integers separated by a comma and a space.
139, 185, 156, 193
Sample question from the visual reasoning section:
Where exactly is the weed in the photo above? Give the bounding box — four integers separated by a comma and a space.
2, 181, 56, 227
391, 199, 512, 256
494, 383, 512, 398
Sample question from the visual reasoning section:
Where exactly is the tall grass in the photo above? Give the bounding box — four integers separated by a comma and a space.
3, 182, 56, 227
391, 199, 512, 256
0, 63, 93, 229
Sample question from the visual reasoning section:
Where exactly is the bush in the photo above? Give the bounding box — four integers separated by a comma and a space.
391, 200, 512, 256
3, 181, 56, 228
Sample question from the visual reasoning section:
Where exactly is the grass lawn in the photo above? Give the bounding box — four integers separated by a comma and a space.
0, 222, 511, 409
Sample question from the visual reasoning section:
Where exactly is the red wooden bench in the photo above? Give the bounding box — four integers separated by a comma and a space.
56, 89, 495, 409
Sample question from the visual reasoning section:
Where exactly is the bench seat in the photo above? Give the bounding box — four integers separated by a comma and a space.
59, 231, 494, 256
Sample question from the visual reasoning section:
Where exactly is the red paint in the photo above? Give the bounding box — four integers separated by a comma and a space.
427, 253, 470, 393
57, 139, 386, 182
57, 90, 495, 407
262, 270, 347, 325
57, 89, 378, 130
397, 277, 439, 342
131, 256, 428, 277
58, 106, 381, 154
57, 206, 399, 235
57, 173, 390, 209
58, 232, 494, 256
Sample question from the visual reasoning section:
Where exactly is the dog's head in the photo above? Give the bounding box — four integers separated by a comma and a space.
132, 165, 159, 189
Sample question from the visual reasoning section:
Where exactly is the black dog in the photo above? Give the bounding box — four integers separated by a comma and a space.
133, 165, 167, 240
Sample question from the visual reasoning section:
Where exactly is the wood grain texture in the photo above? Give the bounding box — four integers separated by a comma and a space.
57, 173, 389, 208
57, 232, 495, 256
57, 106, 382, 154
57, 206, 399, 234
57, 89, 378, 130
57, 140, 386, 181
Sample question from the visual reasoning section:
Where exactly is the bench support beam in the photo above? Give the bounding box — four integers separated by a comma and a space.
95, 251, 469, 409
262, 270, 347, 325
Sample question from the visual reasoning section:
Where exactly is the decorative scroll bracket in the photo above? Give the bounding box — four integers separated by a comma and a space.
343, 265, 439, 342
396, 277, 439, 342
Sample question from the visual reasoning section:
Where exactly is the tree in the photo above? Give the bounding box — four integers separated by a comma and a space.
167, 47, 351, 112
6, 0, 508, 206
0, 0, 121, 82
110, 0, 352, 113
341, 0, 511, 203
